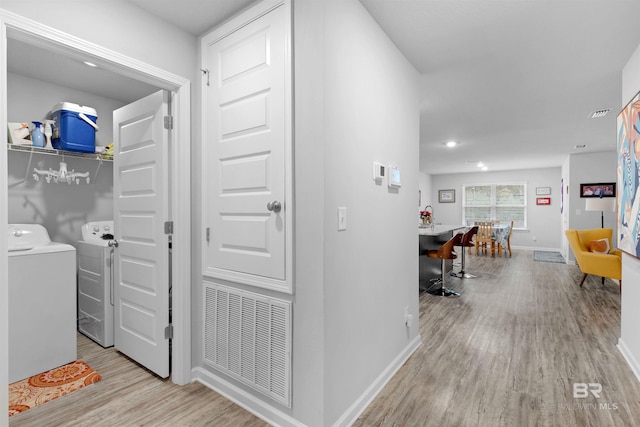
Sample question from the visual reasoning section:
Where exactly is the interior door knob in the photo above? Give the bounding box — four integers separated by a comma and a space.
108, 239, 119, 248
267, 200, 282, 213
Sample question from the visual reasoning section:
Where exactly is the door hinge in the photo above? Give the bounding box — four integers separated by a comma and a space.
164, 115, 173, 130
206, 227, 210, 243
200, 68, 210, 86
164, 324, 173, 340
164, 221, 174, 235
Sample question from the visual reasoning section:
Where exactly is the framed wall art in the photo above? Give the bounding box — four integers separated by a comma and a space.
579, 183, 615, 198
617, 90, 640, 258
536, 197, 551, 205
438, 189, 455, 203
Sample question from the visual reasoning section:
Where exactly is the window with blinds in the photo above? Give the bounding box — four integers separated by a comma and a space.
463, 183, 527, 228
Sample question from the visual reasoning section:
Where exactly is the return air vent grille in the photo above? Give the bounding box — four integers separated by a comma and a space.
203, 283, 291, 407
590, 109, 610, 118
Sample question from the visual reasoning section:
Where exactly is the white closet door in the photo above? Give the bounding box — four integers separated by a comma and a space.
202, 2, 292, 293
113, 90, 170, 378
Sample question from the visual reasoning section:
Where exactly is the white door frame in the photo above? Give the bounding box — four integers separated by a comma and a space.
0, 10, 192, 396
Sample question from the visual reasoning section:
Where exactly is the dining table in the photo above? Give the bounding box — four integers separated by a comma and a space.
492, 223, 510, 243
486, 222, 511, 256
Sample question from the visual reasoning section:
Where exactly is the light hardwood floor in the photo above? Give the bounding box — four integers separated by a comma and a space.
354, 249, 640, 427
10, 249, 640, 426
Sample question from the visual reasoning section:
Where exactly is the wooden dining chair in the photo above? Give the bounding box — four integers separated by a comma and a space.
475, 221, 495, 256
497, 220, 514, 257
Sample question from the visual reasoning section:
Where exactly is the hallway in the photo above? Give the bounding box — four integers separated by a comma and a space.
10, 249, 640, 426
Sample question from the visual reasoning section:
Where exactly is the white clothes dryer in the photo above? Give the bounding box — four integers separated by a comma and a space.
77, 221, 115, 348
8, 224, 77, 383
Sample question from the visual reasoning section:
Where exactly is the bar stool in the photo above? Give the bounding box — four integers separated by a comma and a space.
451, 226, 478, 279
425, 232, 463, 297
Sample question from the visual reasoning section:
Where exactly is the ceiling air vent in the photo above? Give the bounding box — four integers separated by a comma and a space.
590, 109, 610, 118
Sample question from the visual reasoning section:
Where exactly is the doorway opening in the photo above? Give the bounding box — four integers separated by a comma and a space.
1, 10, 192, 404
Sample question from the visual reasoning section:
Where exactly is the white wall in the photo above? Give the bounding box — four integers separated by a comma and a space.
293, 0, 421, 425
419, 170, 432, 214
561, 156, 571, 259
0, 12, 7, 427
564, 151, 617, 262
430, 167, 562, 250
619, 41, 640, 381
323, 1, 420, 423
291, 0, 327, 423
567, 152, 618, 232
0, 0, 196, 82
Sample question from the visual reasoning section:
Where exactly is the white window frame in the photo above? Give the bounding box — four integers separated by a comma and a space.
462, 182, 528, 229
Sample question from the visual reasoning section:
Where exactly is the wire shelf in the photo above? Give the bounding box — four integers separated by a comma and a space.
7, 143, 112, 162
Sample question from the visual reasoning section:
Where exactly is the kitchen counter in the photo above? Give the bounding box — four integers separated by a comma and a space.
418, 224, 465, 236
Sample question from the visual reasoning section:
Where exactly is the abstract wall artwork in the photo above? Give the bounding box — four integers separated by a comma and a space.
617, 90, 640, 258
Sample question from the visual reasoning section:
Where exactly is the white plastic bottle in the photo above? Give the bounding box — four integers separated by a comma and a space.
31, 121, 45, 148
43, 120, 55, 149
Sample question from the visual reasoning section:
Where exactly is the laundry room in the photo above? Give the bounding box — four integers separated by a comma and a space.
6, 35, 162, 384
7, 38, 158, 245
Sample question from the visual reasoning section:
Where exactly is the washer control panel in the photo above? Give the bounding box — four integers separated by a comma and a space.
81, 221, 115, 242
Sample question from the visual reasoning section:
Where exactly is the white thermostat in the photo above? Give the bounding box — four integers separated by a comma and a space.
388, 165, 401, 188
373, 162, 386, 182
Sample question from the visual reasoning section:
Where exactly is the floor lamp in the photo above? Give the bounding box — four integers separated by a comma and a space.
584, 197, 616, 228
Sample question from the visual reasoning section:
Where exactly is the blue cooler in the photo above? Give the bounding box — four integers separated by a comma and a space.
51, 102, 99, 153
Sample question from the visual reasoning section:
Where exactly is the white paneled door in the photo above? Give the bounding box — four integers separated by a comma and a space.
202, 2, 292, 293
113, 90, 170, 378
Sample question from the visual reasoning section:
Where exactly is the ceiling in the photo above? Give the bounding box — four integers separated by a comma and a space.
7, 38, 160, 104
10, 1, 640, 175
126, 0, 257, 36
358, 0, 640, 174
127, 0, 640, 174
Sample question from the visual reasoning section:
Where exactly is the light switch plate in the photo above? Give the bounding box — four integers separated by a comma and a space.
373, 162, 385, 182
338, 207, 347, 231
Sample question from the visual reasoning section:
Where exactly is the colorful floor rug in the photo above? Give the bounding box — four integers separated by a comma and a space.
9, 360, 102, 417
533, 250, 565, 263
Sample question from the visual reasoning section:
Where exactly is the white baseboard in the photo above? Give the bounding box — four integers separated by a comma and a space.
193, 367, 303, 427
617, 338, 640, 383
515, 245, 562, 252
194, 335, 421, 427
331, 335, 422, 427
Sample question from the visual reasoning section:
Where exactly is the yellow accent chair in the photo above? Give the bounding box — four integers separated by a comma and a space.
565, 228, 622, 290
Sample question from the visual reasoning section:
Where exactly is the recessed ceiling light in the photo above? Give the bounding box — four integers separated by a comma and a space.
445, 140, 457, 148
590, 109, 609, 118
83, 61, 98, 68
476, 162, 484, 168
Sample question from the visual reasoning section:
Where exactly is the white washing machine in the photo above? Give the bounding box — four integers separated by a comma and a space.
8, 224, 77, 383
77, 221, 115, 348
